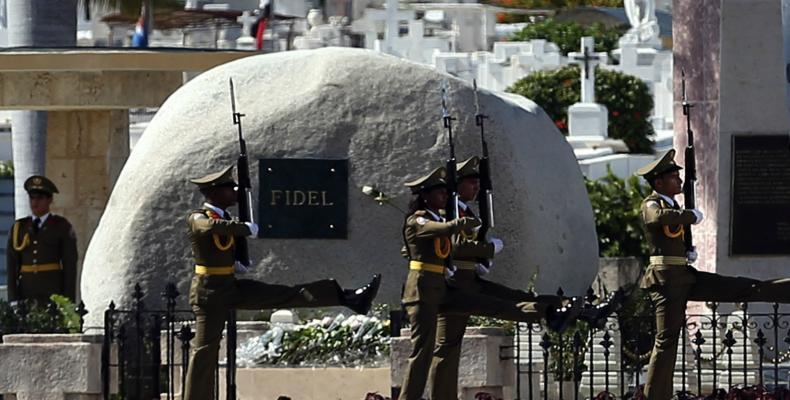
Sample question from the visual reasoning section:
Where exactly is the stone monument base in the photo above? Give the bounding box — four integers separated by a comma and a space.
568, 102, 609, 137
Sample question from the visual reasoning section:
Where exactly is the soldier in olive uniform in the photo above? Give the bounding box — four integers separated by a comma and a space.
183, 165, 381, 400
399, 166, 584, 400
638, 150, 790, 400
428, 157, 621, 400
6, 176, 78, 303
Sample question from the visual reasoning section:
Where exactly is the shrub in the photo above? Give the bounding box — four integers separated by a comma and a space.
510, 19, 626, 57
584, 168, 651, 261
507, 65, 655, 153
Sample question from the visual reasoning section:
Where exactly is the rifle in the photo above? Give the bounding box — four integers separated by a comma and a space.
226, 78, 255, 400
472, 80, 494, 239
441, 80, 459, 269
681, 69, 696, 255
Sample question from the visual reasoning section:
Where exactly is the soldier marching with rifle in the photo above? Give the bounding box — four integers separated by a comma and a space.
398, 81, 607, 400
638, 70, 790, 400
427, 81, 622, 400
182, 79, 381, 400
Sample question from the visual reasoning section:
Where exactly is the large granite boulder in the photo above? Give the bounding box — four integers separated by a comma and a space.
82, 48, 598, 322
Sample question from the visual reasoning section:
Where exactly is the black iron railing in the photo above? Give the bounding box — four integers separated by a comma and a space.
101, 282, 200, 400
510, 292, 790, 400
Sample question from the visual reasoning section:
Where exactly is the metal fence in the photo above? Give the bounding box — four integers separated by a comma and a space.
101, 282, 200, 400
512, 294, 790, 400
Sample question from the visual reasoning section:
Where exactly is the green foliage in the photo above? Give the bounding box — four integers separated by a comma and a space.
547, 322, 590, 381
0, 160, 13, 179
511, 19, 625, 57
484, 1, 625, 22
507, 65, 654, 153
585, 168, 651, 261
0, 295, 81, 336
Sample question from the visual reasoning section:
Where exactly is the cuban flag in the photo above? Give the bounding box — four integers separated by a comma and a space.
131, 3, 149, 48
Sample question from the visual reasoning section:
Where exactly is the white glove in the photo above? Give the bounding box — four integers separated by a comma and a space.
691, 209, 704, 225
245, 222, 259, 237
475, 263, 490, 276
234, 261, 250, 274
445, 265, 457, 279
687, 250, 698, 263
489, 237, 504, 254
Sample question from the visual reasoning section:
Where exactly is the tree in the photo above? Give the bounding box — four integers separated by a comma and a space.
507, 66, 654, 153
510, 19, 625, 57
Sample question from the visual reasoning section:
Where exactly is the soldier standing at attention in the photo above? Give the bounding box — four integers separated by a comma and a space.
6, 176, 77, 304
638, 150, 790, 400
428, 157, 621, 400
183, 165, 381, 400
399, 165, 584, 400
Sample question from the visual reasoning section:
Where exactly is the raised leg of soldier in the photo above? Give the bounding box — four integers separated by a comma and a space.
644, 283, 691, 400
183, 303, 228, 400
688, 272, 790, 304
401, 301, 440, 400
234, 278, 344, 309
441, 286, 546, 323
429, 313, 470, 400
476, 277, 562, 306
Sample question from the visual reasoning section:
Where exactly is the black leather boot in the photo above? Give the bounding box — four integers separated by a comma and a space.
545, 297, 583, 332
343, 274, 381, 314
578, 288, 625, 329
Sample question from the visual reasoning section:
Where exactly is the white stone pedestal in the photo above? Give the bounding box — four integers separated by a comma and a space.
0, 334, 104, 400
568, 102, 608, 138
391, 326, 515, 400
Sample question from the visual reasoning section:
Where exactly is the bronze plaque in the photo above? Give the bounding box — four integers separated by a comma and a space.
258, 158, 348, 239
730, 135, 790, 255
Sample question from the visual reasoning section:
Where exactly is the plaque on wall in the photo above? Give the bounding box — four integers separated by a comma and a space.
730, 135, 790, 255
258, 158, 348, 239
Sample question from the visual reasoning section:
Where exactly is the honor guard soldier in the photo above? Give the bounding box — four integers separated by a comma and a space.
428, 157, 621, 400
6, 176, 78, 303
399, 166, 585, 400
638, 150, 790, 400
183, 165, 381, 400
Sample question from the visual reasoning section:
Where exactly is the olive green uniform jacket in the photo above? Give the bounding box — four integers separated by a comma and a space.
6, 215, 78, 303
183, 206, 346, 400
428, 204, 558, 400
641, 192, 790, 400
399, 209, 548, 400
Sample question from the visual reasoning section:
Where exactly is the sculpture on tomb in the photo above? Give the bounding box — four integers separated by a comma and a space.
622, 0, 661, 48
293, 9, 350, 50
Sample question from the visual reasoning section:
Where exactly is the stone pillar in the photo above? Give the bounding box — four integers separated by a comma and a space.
675, 0, 790, 282
7, 0, 77, 218
10, 111, 47, 217
46, 110, 130, 300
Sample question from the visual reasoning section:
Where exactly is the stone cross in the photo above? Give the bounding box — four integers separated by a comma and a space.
568, 36, 606, 103
237, 10, 257, 38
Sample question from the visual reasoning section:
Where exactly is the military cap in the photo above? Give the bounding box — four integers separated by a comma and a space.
190, 165, 237, 190
457, 156, 480, 179
636, 149, 683, 180
405, 166, 447, 194
24, 175, 59, 195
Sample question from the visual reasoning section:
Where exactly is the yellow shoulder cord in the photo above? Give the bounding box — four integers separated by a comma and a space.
663, 225, 685, 239
659, 199, 686, 239
204, 210, 235, 252
459, 229, 476, 241
434, 237, 451, 259
12, 222, 30, 251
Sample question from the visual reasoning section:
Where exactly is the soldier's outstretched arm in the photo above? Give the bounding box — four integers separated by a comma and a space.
412, 216, 479, 239
61, 221, 78, 301
642, 201, 698, 227
188, 213, 252, 236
